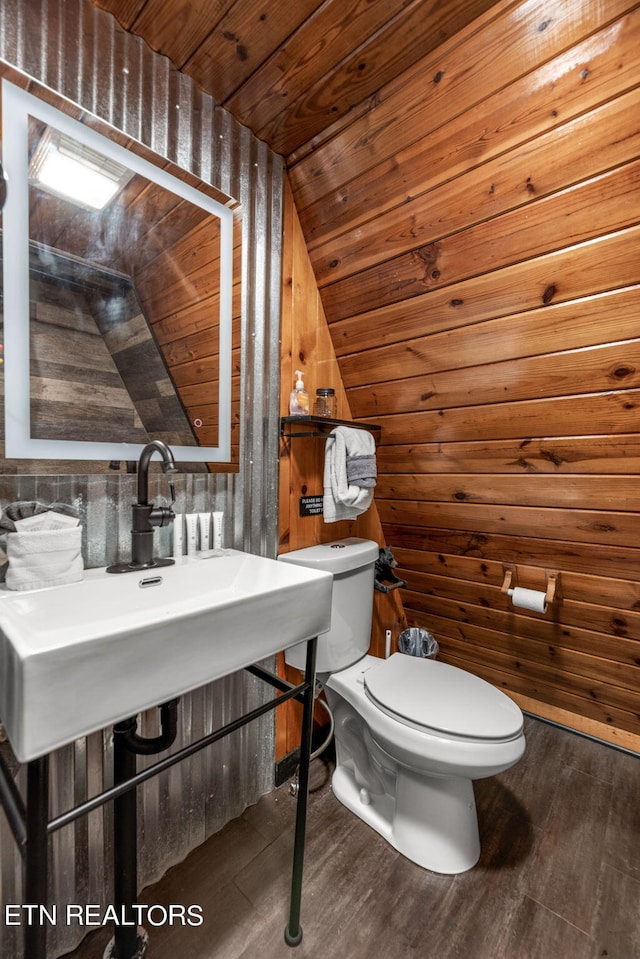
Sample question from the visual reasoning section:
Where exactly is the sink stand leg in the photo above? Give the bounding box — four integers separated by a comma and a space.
24, 755, 49, 959
285, 635, 317, 947
106, 720, 147, 959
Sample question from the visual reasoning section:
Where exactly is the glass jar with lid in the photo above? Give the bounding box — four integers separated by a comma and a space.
313, 387, 337, 418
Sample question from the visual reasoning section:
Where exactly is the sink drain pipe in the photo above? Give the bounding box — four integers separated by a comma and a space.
105, 699, 179, 959
289, 697, 334, 797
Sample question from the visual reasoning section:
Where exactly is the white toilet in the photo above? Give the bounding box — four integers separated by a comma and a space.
279, 538, 526, 875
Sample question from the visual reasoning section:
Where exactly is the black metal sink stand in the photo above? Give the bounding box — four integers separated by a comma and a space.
0, 636, 318, 959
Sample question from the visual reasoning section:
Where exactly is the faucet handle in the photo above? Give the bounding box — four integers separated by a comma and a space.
149, 505, 175, 528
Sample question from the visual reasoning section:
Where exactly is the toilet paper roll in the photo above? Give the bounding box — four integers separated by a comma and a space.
509, 587, 547, 614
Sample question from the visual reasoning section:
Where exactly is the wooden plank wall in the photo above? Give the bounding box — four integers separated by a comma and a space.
133, 205, 244, 466
93, 0, 499, 157
276, 181, 406, 761
28, 274, 148, 443
288, 0, 640, 750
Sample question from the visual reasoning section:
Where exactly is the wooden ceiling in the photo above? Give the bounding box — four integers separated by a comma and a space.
91, 0, 498, 159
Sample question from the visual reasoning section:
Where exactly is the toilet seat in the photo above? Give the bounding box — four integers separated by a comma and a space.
364, 653, 523, 743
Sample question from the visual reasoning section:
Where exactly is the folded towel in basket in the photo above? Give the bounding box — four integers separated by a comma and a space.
5, 527, 84, 591
0, 501, 80, 533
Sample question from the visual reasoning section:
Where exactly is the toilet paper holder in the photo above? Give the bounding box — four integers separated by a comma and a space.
500, 565, 561, 605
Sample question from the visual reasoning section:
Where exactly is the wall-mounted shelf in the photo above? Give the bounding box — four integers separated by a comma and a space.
280, 415, 382, 440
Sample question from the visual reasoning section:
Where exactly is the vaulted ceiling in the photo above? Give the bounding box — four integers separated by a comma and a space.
91, 0, 498, 159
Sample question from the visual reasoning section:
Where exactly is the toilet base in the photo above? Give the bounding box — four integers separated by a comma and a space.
331, 763, 480, 875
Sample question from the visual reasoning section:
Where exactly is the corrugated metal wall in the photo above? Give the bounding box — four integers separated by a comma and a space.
0, 2, 284, 956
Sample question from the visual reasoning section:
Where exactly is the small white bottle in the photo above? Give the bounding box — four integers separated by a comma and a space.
172, 514, 184, 557
212, 511, 224, 549
198, 512, 212, 551
289, 370, 310, 417
184, 514, 198, 555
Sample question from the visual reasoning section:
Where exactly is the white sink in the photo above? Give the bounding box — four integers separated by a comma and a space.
0, 550, 333, 762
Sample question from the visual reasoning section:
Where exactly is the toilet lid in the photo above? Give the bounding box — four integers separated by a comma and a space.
364, 654, 523, 741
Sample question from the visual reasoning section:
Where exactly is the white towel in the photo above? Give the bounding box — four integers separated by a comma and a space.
323, 427, 375, 523
5, 527, 84, 591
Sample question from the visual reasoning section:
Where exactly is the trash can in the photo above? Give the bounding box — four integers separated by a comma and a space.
398, 627, 439, 659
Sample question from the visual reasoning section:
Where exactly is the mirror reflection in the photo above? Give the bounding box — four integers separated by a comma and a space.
1, 77, 240, 472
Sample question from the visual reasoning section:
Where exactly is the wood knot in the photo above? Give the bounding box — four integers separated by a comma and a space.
540, 448, 565, 467
468, 533, 488, 548
450, 298, 464, 307
612, 366, 635, 379
542, 283, 557, 304
433, 70, 444, 84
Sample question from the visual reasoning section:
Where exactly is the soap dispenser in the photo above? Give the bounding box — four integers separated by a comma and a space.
289, 370, 310, 416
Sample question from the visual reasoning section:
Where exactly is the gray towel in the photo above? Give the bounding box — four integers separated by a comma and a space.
346, 453, 377, 488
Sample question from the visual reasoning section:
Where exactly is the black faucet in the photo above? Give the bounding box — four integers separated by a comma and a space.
107, 440, 178, 573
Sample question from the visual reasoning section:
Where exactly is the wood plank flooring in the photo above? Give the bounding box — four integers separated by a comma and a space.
63, 716, 640, 959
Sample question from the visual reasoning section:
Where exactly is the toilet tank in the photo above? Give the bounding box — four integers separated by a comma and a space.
278, 538, 379, 673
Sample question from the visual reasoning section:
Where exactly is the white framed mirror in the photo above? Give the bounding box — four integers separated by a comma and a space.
1, 78, 236, 466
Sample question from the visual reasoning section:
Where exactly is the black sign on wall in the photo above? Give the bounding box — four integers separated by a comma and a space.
299, 495, 323, 517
